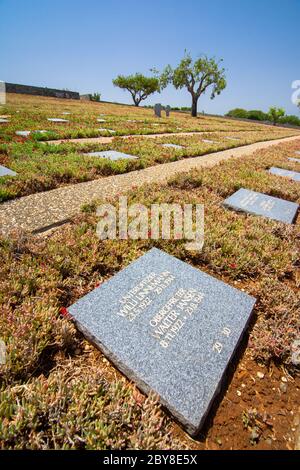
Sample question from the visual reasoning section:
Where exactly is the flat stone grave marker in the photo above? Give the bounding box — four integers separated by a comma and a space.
223, 188, 299, 224
288, 157, 300, 163
15, 131, 31, 137
202, 139, 216, 144
225, 136, 241, 141
62, 112, 71, 115
98, 128, 116, 134
295, 151, 300, 155
68, 247, 256, 436
0, 165, 17, 177
84, 150, 138, 161
269, 167, 300, 182
47, 118, 69, 123
162, 143, 183, 149
97, 119, 106, 122
0, 118, 9, 123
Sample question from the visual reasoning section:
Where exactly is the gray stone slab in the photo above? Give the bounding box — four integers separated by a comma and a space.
269, 166, 300, 182
47, 118, 69, 123
98, 128, 116, 134
202, 139, 216, 144
15, 130, 31, 137
288, 157, 300, 163
225, 136, 241, 141
0, 118, 9, 123
84, 150, 138, 161
162, 144, 183, 149
0, 165, 17, 177
68, 248, 256, 436
154, 103, 162, 118
223, 188, 299, 224
97, 119, 106, 122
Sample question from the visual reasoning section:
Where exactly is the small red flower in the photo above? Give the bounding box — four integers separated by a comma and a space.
59, 307, 72, 320
229, 263, 237, 269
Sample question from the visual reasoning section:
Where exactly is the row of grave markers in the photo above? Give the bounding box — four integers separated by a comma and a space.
66, 150, 299, 437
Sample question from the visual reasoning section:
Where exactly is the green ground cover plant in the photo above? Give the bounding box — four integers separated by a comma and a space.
0, 139, 299, 449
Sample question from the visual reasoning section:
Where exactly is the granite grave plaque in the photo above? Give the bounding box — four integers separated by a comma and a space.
15, 131, 31, 137
202, 139, 216, 144
288, 157, 300, 164
47, 118, 69, 123
223, 188, 299, 224
0, 118, 9, 123
98, 128, 116, 134
68, 248, 256, 436
154, 103, 162, 118
162, 144, 183, 149
0, 165, 17, 177
269, 166, 300, 182
84, 150, 138, 161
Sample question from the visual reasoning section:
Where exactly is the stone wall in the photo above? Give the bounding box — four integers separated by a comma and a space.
5, 83, 80, 100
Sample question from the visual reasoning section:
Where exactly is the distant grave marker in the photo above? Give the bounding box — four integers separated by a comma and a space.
98, 128, 116, 134
154, 103, 162, 118
295, 151, 300, 155
68, 248, 256, 436
223, 188, 299, 224
84, 150, 138, 161
0, 165, 17, 177
166, 105, 171, 117
288, 157, 300, 164
202, 139, 216, 144
225, 136, 241, 141
97, 119, 106, 122
0, 118, 9, 123
162, 144, 183, 149
15, 131, 31, 137
269, 167, 300, 182
0, 81, 6, 105
47, 118, 69, 123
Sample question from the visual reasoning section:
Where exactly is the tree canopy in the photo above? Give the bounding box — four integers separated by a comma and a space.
268, 106, 285, 126
113, 73, 161, 106
158, 53, 227, 117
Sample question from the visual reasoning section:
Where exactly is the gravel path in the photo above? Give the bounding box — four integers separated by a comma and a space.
1, 135, 299, 235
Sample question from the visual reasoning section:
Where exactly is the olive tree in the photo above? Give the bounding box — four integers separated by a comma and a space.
268, 106, 285, 126
158, 53, 226, 117
113, 73, 161, 106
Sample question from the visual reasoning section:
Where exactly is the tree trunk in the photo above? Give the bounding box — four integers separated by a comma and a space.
191, 96, 198, 117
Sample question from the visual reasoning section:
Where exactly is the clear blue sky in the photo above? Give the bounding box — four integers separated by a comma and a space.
1, 0, 299, 115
